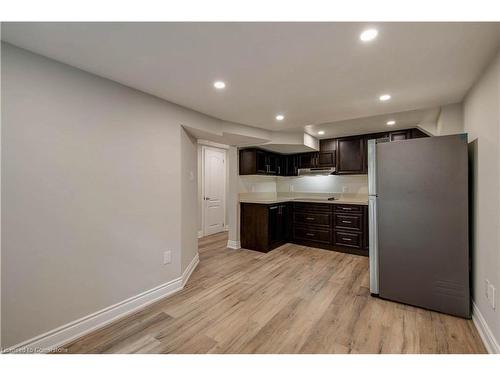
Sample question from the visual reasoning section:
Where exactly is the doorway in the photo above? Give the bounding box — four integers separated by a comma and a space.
201, 146, 227, 236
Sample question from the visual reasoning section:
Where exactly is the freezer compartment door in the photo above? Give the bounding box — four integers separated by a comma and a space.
368, 195, 379, 294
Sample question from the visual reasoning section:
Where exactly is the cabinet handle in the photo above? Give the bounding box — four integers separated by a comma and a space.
306, 233, 315, 237
277, 166, 281, 174
341, 220, 351, 224
306, 217, 315, 221
269, 206, 278, 210
341, 207, 352, 211
342, 238, 352, 241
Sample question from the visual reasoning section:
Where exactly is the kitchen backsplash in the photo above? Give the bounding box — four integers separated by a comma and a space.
277, 175, 368, 194
239, 175, 279, 193
239, 175, 368, 194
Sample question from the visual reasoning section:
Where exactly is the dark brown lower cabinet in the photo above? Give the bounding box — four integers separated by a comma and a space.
292, 202, 368, 256
240, 202, 290, 253
240, 201, 368, 256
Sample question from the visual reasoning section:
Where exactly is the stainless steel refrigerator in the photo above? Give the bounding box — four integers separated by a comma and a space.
368, 134, 470, 318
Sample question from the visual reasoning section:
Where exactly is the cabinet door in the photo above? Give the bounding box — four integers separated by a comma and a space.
239, 149, 256, 175
410, 128, 428, 139
268, 205, 280, 245
267, 153, 279, 175
277, 154, 286, 176
298, 152, 316, 168
390, 130, 410, 142
318, 138, 336, 167
336, 136, 365, 174
284, 155, 298, 176
365, 132, 389, 141
277, 204, 290, 242
317, 152, 335, 167
255, 150, 268, 174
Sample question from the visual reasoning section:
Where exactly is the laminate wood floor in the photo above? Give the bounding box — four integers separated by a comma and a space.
62, 232, 486, 354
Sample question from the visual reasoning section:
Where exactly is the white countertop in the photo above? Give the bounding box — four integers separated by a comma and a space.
239, 197, 368, 205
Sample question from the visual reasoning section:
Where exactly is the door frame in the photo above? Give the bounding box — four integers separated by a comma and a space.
201, 145, 227, 237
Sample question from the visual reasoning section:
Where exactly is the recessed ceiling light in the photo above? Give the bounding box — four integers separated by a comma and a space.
275, 114, 285, 121
379, 94, 391, 101
213, 81, 226, 89
386, 120, 396, 126
318, 131, 325, 135
360, 28, 378, 42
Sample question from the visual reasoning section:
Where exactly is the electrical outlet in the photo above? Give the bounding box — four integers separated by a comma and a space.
163, 250, 172, 265
342, 186, 348, 193
290, 184, 294, 192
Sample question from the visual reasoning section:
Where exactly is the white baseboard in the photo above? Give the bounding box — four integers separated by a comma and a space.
5, 254, 200, 354
197, 230, 203, 238
472, 301, 500, 354
227, 240, 241, 249
182, 253, 199, 287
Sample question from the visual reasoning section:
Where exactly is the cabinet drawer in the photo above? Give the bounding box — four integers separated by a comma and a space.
294, 212, 331, 227
294, 227, 331, 244
334, 213, 362, 231
334, 204, 363, 213
293, 202, 331, 213
334, 231, 362, 248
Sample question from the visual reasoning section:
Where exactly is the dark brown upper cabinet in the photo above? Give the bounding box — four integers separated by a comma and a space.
267, 153, 280, 175
239, 148, 279, 175
255, 149, 269, 174
336, 136, 365, 175
389, 130, 411, 142
283, 154, 298, 176
296, 139, 336, 170
239, 148, 262, 175
365, 132, 389, 141
297, 152, 317, 169
410, 128, 428, 139
239, 128, 428, 175
318, 139, 336, 167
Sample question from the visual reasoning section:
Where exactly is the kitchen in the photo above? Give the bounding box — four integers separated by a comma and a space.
2, 20, 499, 358
238, 128, 470, 318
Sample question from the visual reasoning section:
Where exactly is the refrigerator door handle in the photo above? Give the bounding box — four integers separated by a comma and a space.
367, 139, 377, 196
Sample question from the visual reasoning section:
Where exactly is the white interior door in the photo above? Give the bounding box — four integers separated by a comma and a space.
203, 147, 226, 236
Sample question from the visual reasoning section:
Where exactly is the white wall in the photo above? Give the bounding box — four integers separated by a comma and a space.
227, 147, 240, 247
180, 129, 198, 271
463, 49, 500, 352
0, 43, 214, 348
436, 103, 464, 135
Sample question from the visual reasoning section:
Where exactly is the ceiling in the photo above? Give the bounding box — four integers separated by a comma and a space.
306, 107, 441, 139
2, 22, 500, 133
